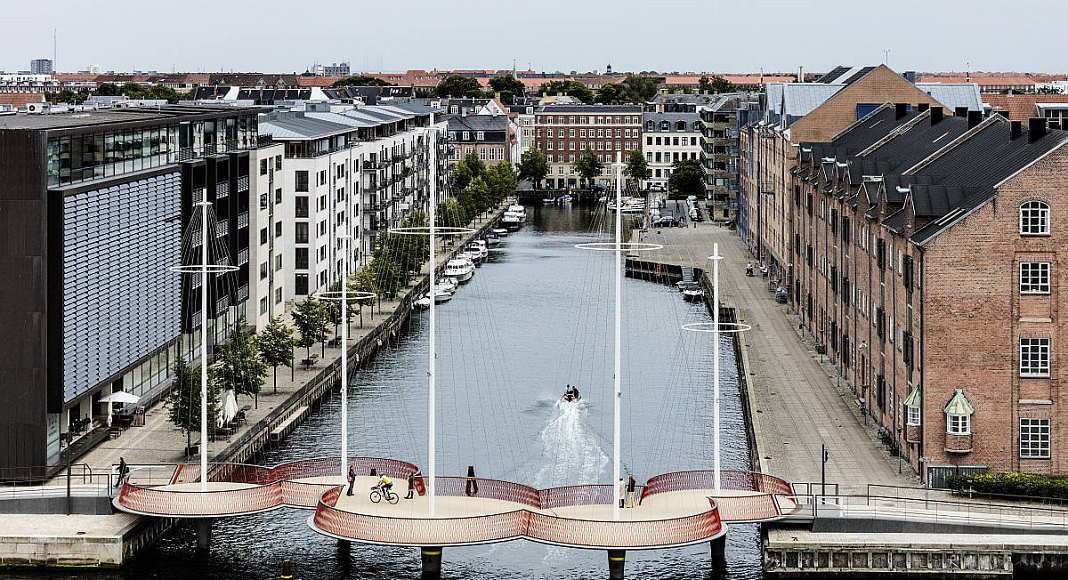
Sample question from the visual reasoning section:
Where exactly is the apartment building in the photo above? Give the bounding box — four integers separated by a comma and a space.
445, 114, 511, 166
0, 104, 261, 476
640, 111, 701, 190
257, 102, 444, 311
533, 104, 642, 189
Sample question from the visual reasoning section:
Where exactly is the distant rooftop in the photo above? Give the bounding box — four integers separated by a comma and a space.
0, 104, 256, 131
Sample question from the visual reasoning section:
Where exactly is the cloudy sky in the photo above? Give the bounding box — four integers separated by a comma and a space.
1, 0, 1064, 74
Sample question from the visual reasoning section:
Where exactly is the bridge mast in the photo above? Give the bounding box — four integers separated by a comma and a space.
428, 118, 438, 517
613, 151, 622, 522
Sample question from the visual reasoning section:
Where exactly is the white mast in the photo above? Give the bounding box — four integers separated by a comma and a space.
712, 244, 721, 491
199, 195, 209, 493
339, 234, 349, 484
613, 152, 622, 521
428, 119, 438, 516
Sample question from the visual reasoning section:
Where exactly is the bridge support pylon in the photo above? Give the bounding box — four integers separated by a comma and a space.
710, 533, 727, 569
195, 519, 212, 554
608, 549, 626, 579
420, 546, 443, 578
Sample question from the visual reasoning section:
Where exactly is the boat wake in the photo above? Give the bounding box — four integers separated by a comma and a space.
534, 399, 609, 488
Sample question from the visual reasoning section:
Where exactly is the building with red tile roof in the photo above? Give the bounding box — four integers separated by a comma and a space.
984, 93, 1068, 122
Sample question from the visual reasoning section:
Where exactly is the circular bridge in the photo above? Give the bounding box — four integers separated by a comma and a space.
115, 459, 796, 550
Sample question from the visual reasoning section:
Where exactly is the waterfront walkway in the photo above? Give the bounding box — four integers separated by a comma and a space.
637, 220, 915, 493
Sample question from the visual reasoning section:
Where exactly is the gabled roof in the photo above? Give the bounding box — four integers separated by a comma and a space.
444, 115, 509, 132
914, 83, 983, 112
943, 389, 975, 416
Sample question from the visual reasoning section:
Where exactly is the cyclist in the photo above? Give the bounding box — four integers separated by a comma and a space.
376, 474, 393, 496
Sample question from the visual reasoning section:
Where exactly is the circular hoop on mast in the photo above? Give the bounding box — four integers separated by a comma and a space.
315, 290, 377, 303
681, 322, 753, 334
389, 226, 476, 236
574, 242, 664, 252
168, 264, 240, 275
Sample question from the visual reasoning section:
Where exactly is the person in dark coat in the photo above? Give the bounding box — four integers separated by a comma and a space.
346, 464, 356, 496
405, 472, 416, 499
465, 465, 479, 496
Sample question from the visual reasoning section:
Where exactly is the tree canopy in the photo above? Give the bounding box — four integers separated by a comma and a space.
291, 298, 330, 358
332, 75, 394, 87
538, 80, 594, 104
624, 149, 651, 186
620, 75, 661, 103
213, 321, 268, 404
699, 75, 735, 94
517, 148, 549, 189
167, 357, 221, 453
257, 316, 296, 393
668, 159, 706, 196
596, 83, 626, 104
488, 75, 525, 105
573, 148, 604, 189
435, 75, 485, 98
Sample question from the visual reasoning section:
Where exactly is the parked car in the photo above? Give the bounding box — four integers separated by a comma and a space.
689, 207, 703, 222
653, 214, 681, 227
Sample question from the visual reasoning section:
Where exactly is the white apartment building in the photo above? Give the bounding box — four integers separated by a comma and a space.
640, 111, 702, 190
253, 101, 445, 329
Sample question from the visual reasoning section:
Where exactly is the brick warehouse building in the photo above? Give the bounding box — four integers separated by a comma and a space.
769, 103, 1068, 485
533, 104, 642, 189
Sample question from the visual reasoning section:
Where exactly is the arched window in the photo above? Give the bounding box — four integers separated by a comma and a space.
1020, 201, 1050, 235
676, 120, 686, 131
660, 121, 670, 131
645, 120, 654, 131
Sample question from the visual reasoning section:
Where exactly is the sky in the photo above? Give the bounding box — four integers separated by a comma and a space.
1, 0, 1065, 74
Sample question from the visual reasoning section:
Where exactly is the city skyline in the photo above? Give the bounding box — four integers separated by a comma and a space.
1, 0, 1065, 74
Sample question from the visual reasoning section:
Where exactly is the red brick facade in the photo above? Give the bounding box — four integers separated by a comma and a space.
533, 105, 642, 189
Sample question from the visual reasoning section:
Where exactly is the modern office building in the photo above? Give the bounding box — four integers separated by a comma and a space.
30, 59, 54, 75
533, 104, 642, 189
257, 101, 445, 309
0, 104, 262, 477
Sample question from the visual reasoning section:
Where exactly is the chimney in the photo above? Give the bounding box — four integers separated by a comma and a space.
895, 103, 908, 120
1028, 117, 1047, 142
995, 110, 1010, 119
918, 103, 930, 112
967, 110, 982, 129
930, 106, 943, 125
903, 71, 917, 83
954, 106, 968, 118
1010, 120, 1023, 140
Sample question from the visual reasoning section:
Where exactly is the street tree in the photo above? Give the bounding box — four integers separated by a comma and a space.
291, 297, 330, 359
214, 321, 268, 407
450, 151, 486, 192
573, 148, 604, 190
621, 75, 661, 103
483, 162, 517, 206
517, 148, 549, 190
167, 357, 221, 457
488, 75, 525, 105
435, 75, 484, 98
256, 317, 296, 394
668, 159, 706, 196
699, 75, 735, 94
624, 149, 651, 189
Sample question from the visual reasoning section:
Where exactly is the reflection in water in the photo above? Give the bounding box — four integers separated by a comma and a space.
28, 203, 761, 580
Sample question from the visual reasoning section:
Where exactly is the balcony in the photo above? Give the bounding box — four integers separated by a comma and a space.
216, 219, 229, 236
238, 284, 249, 302
217, 180, 229, 198
237, 212, 249, 230
237, 175, 249, 193
237, 248, 249, 266
945, 433, 972, 454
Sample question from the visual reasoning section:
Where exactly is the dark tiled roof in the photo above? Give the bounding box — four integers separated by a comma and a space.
444, 115, 509, 132
536, 104, 641, 113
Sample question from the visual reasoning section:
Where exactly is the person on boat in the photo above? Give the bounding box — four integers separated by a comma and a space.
745, 262, 754, 277
376, 474, 393, 495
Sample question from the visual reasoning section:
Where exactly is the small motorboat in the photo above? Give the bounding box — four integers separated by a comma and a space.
414, 296, 431, 309
492, 228, 509, 237
682, 288, 705, 302
463, 246, 484, 266
562, 384, 581, 402
485, 232, 501, 246
445, 258, 475, 282
502, 214, 521, 230
470, 240, 489, 258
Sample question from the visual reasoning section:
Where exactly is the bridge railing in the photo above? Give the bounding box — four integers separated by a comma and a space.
792, 494, 1068, 529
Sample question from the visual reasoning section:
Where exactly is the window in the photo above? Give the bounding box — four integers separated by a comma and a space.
295, 273, 309, 296
260, 159, 268, 175
1020, 338, 1051, 377
1020, 262, 1051, 294
275, 221, 282, 238
1020, 418, 1051, 458
295, 196, 309, 218
295, 247, 309, 270
295, 170, 309, 192
259, 193, 268, 210
275, 287, 283, 304
295, 222, 309, 244
906, 405, 921, 426
1020, 201, 1050, 235
462, 131, 470, 141
259, 262, 268, 280
476, 131, 484, 141
259, 297, 268, 315
260, 227, 268, 245
947, 413, 970, 435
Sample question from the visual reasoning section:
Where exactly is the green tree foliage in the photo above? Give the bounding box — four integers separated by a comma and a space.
291, 297, 330, 358
101, 82, 184, 104
596, 82, 626, 104
668, 159, 705, 196
435, 75, 485, 98
620, 75, 661, 103
517, 148, 549, 189
482, 162, 517, 204
573, 148, 604, 189
450, 151, 486, 192
332, 75, 394, 87
50, 89, 89, 104
167, 357, 221, 455
624, 149, 651, 187
699, 75, 735, 94
488, 75, 525, 105
538, 80, 594, 104
367, 256, 406, 299
213, 321, 268, 403
95, 83, 122, 96
436, 198, 469, 229
256, 316, 296, 393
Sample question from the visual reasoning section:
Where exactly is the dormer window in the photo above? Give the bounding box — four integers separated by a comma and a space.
943, 389, 974, 435
904, 386, 921, 426
1020, 201, 1050, 235
645, 120, 654, 131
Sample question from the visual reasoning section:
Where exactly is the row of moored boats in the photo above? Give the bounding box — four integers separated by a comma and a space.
414, 205, 527, 308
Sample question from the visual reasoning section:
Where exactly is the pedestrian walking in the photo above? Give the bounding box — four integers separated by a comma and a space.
405, 472, 416, 500
626, 475, 638, 508
115, 457, 128, 487
346, 464, 356, 496
465, 465, 479, 496
617, 477, 626, 508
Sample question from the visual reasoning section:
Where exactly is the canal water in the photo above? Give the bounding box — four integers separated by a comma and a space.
26, 204, 759, 580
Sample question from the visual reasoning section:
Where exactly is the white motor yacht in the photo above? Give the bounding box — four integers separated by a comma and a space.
444, 258, 475, 282
492, 228, 509, 237
471, 239, 489, 258
484, 233, 501, 246
501, 214, 521, 230
463, 246, 484, 266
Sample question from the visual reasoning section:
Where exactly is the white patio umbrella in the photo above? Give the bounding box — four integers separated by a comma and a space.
98, 391, 141, 426
217, 390, 239, 428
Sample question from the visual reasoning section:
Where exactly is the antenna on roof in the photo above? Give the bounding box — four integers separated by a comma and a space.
883, 49, 890, 66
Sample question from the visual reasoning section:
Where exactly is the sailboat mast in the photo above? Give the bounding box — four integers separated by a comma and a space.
613, 152, 622, 521
428, 120, 438, 516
